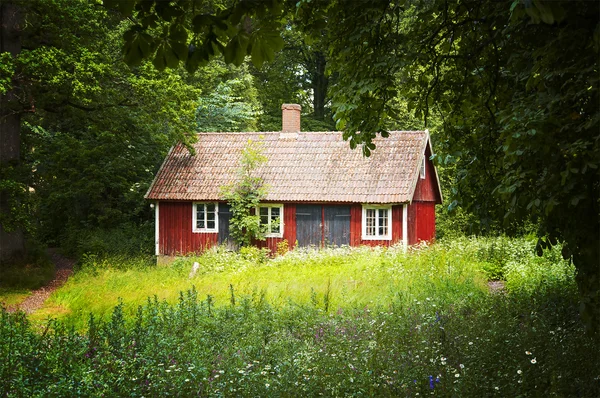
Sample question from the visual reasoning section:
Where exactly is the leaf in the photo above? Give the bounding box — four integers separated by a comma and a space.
534, 0, 554, 25
103, 0, 136, 16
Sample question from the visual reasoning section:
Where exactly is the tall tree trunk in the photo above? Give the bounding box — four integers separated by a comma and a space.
312, 51, 328, 120
0, 2, 24, 264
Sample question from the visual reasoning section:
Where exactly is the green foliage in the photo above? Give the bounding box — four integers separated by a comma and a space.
196, 68, 261, 132
61, 223, 154, 260
221, 138, 269, 247
2, 238, 598, 396
0, 240, 53, 290
109, 0, 286, 71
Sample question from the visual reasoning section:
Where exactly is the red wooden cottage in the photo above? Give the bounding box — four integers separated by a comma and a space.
145, 104, 442, 256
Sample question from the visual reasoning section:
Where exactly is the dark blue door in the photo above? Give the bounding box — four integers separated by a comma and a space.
296, 205, 321, 247
324, 206, 351, 246
218, 203, 232, 246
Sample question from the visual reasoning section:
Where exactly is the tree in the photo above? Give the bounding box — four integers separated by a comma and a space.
221, 138, 269, 247
1, 0, 202, 253
1, 1, 25, 263
196, 64, 262, 132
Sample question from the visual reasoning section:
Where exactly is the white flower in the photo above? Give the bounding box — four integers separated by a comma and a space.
459, 364, 465, 369
517, 370, 522, 375
185, 379, 190, 382
468, 342, 473, 345
525, 351, 532, 355
455, 373, 460, 378
166, 370, 171, 373
495, 387, 499, 390
265, 383, 270, 388
531, 358, 537, 364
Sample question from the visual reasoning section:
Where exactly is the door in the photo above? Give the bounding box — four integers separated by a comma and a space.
324, 206, 351, 246
296, 205, 321, 247
218, 203, 235, 249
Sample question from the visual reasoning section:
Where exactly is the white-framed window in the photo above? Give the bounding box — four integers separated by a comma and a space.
193, 202, 218, 233
420, 156, 426, 179
258, 204, 284, 238
362, 205, 392, 240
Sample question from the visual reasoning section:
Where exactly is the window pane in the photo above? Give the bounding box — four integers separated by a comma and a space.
197, 206, 205, 229
260, 207, 269, 217
206, 203, 215, 212
207, 211, 215, 222
260, 214, 269, 225
378, 209, 388, 236
271, 218, 280, 233
366, 208, 376, 236
271, 207, 280, 217
207, 220, 215, 229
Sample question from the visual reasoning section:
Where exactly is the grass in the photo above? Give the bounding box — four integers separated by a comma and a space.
32, 243, 489, 329
2, 237, 598, 397
0, 288, 31, 308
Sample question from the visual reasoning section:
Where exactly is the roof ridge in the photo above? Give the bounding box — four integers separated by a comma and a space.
194, 130, 427, 135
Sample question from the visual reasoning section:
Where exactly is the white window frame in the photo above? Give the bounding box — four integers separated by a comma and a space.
258, 204, 284, 238
361, 205, 392, 240
192, 202, 219, 233
420, 156, 426, 179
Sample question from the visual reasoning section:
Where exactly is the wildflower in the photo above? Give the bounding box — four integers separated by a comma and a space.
265, 384, 270, 388
495, 387, 499, 390
517, 370, 522, 375
468, 342, 473, 345
455, 373, 460, 378
429, 375, 435, 389
525, 351, 532, 355
531, 358, 537, 364
459, 364, 465, 369
261, 371, 267, 376
166, 370, 171, 373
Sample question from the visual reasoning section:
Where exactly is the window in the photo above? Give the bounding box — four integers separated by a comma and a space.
420, 156, 426, 179
258, 205, 283, 237
193, 202, 218, 233
362, 205, 391, 240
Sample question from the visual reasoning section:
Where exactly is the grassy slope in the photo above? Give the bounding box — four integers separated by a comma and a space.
32, 243, 488, 328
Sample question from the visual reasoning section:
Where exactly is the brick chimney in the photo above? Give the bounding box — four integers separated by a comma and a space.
281, 104, 301, 132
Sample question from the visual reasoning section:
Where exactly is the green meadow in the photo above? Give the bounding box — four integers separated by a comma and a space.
2, 237, 598, 397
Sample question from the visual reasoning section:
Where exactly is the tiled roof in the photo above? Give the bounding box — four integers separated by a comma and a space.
145, 131, 430, 203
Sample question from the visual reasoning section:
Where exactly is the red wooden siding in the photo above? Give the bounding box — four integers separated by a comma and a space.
407, 201, 436, 245
158, 201, 432, 255
255, 203, 296, 252
412, 146, 441, 203
159, 201, 218, 255
350, 204, 404, 247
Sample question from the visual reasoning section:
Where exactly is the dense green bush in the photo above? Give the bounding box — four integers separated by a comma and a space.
61, 222, 154, 259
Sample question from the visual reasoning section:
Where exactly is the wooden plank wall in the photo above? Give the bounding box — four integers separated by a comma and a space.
407, 201, 436, 245
159, 201, 218, 255
412, 146, 441, 203
256, 204, 296, 253
350, 204, 403, 247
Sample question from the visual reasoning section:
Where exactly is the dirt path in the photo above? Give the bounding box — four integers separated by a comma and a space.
15, 249, 75, 314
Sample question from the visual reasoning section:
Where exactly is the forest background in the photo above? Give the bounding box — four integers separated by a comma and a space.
0, 0, 598, 329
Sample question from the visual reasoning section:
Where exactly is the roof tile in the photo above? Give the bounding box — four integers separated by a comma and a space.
145, 131, 429, 203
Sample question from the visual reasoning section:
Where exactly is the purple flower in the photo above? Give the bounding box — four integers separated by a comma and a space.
429, 375, 434, 389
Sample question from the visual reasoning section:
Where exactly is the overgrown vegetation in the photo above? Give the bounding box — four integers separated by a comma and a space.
221, 138, 270, 247
1, 237, 597, 396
